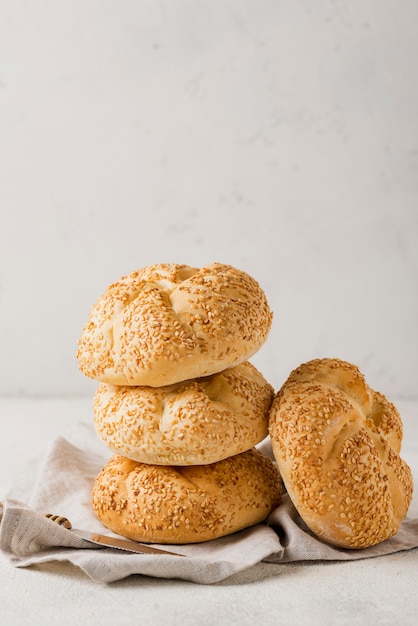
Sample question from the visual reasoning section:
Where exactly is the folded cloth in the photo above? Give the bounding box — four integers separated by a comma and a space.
1, 422, 417, 584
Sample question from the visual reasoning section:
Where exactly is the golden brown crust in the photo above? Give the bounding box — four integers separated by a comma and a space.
91, 449, 282, 544
77, 263, 273, 386
268, 358, 413, 549
93, 361, 274, 465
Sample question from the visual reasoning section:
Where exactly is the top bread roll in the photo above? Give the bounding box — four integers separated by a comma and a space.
269, 358, 413, 549
77, 263, 273, 386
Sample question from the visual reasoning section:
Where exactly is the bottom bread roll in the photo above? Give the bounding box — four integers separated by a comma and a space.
91, 448, 282, 544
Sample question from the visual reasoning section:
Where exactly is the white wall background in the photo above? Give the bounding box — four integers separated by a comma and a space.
0, 0, 417, 399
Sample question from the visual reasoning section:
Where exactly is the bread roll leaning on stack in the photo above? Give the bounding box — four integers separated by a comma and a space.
77, 262, 282, 544
268, 358, 413, 549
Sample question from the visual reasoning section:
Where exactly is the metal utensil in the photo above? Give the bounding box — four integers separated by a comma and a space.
44, 512, 184, 556
0, 502, 183, 556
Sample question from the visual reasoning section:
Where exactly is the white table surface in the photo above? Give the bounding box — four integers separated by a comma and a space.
1, 396, 417, 626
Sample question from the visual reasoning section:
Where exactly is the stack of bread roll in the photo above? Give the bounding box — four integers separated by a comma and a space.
77, 263, 282, 544
78, 262, 413, 550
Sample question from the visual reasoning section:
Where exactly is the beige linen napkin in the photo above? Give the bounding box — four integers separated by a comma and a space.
1, 422, 417, 584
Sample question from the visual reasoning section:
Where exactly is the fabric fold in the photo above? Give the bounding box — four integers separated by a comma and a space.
0, 422, 417, 584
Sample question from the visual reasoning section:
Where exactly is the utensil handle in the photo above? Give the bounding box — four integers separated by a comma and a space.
44, 513, 73, 529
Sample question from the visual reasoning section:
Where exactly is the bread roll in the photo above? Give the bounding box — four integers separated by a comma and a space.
269, 358, 413, 549
93, 361, 274, 465
91, 449, 282, 544
77, 263, 273, 387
